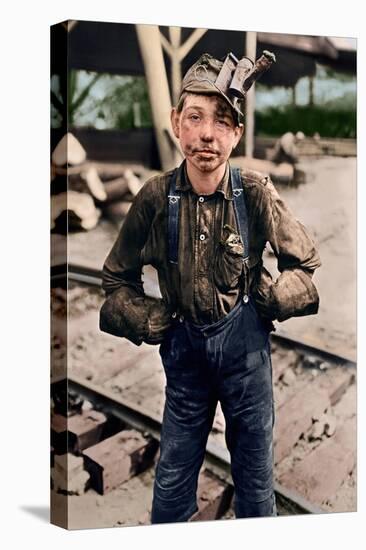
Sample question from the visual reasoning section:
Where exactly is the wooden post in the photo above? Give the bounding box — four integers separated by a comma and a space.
169, 26, 182, 106
136, 25, 182, 171
309, 75, 314, 106
245, 32, 257, 158
292, 85, 297, 106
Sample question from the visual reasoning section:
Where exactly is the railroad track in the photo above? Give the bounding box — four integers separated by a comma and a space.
50, 264, 357, 528
51, 373, 322, 530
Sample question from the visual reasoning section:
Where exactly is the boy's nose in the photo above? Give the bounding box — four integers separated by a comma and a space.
200, 119, 214, 141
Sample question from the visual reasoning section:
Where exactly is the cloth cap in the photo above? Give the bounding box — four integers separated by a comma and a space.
178, 53, 244, 124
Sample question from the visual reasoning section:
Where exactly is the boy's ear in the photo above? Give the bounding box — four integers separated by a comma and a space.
171, 108, 180, 139
233, 123, 244, 149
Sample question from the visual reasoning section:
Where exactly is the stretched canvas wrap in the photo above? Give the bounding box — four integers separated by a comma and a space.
50, 19, 357, 530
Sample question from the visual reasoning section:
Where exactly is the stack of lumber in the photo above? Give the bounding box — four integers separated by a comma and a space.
51, 133, 160, 231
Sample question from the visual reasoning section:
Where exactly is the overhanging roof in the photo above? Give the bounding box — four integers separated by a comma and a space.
51, 20, 356, 89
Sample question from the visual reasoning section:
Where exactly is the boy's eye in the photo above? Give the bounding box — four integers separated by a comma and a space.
190, 114, 200, 121
216, 119, 229, 127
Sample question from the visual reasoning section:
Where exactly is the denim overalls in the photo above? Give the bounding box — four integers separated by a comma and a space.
151, 168, 277, 523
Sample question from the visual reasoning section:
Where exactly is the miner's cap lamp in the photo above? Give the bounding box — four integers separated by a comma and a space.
178, 50, 276, 124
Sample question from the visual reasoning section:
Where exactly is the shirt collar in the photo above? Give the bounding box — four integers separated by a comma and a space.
175, 160, 233, 200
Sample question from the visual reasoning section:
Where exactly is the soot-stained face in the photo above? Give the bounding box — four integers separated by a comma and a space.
171, 93, 244, 176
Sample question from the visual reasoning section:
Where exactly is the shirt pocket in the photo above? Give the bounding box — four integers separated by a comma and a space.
214, 226, 243, 292
213, 240, 244, 292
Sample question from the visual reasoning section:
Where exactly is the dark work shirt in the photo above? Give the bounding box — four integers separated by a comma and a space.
102, 160, 321, 325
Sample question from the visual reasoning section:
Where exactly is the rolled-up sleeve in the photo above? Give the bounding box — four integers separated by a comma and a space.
260, 179, 321, 321
102, 179, 156, 297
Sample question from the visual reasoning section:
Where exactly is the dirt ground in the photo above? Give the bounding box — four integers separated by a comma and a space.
68, 155, 357, 362
263, 156, 356, 362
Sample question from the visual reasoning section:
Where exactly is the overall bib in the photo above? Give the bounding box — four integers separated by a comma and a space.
151, 168, 277, 523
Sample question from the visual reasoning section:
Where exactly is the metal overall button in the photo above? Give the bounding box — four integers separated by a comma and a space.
243, 294, 249, 303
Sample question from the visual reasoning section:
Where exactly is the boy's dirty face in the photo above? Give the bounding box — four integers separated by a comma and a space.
171, 93, 243, 175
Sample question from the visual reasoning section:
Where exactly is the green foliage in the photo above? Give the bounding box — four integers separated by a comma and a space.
256, 105, 356, 138
106, 77, 153, 129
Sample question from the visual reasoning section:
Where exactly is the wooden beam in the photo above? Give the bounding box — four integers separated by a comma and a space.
179, 28, 208, 61
159, 31, 173, 57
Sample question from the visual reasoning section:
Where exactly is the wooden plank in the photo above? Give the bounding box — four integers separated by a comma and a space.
279, 415, 356, 507
274, 386, 330, 465
189, 470, 233, 522
103, 348, 163, 393
317, 369, 355, 406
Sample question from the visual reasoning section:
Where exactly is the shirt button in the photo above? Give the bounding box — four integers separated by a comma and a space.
199, 234, 206, 241
198, 196, 204, 203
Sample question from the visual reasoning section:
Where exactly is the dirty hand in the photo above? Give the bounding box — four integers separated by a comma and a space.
253, 267, 277, 320
144, 298, 172, 345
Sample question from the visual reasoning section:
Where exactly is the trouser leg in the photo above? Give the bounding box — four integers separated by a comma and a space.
219, 342, 277, 518
151, 325, 216, 524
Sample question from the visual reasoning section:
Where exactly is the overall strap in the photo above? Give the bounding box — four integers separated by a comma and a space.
231, 167, 249, 261
168, 168, 181, 264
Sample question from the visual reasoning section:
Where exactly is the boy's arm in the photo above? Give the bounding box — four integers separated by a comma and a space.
254, 178, 321, 322
99, 179, 171, 345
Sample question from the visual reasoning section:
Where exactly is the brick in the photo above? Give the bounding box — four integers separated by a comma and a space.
51, 412, 68, 454
274, 386, 330, 465
51, 410, 107, 453
189, 470, 233, 522
68, 409, 107, 452
82, 429, 158, 494
279, 416, 356, 507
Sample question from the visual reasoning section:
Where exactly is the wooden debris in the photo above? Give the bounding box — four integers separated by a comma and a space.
81, 166, 107, 201
52, 132, 87, 166
274, 386, 330, 465
317, 369, 355, 406
279, 416, 356, 507
189, 470, 233, 522
281, 367, 297, 386
51, 190, 101, 230
51, 453, 90, 495
270, 349, 298, 383
231, 156, 295, 184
